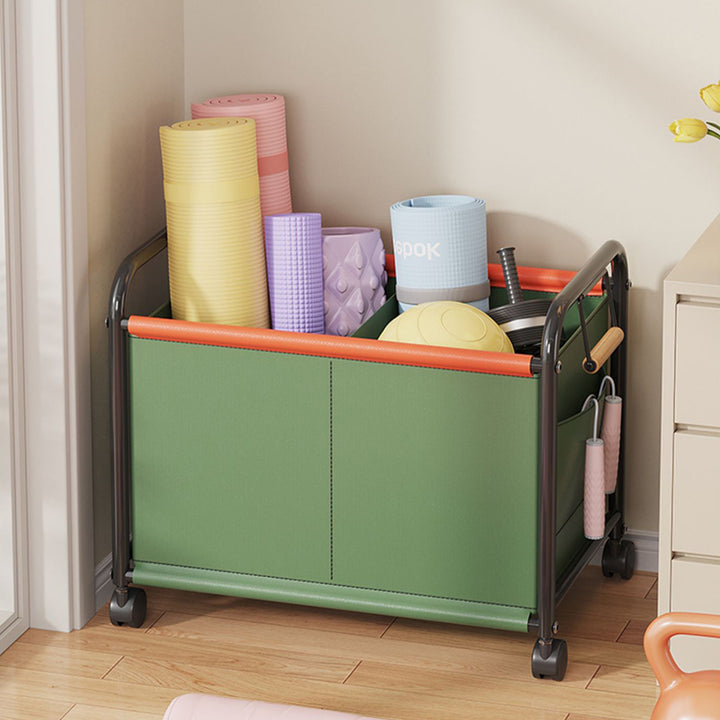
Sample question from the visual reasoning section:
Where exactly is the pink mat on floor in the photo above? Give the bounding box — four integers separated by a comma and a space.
163, 694, 383, 720
192, 93, 292, 217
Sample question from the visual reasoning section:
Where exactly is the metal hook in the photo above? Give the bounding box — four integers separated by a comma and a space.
599, 375, 616, 398
581, 395, 601, 440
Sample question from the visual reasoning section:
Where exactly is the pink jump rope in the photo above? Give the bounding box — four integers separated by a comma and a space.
598, 375, 622, 494
582, 376, 623, 540
582, 396, 605, 540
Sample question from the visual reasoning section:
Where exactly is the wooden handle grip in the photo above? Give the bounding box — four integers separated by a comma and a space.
583, 327, 624, 374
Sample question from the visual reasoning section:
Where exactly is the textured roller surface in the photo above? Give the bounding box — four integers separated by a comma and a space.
584, 439, 605, 539
322, 227, 387, 336
265, 213, 324, 333
159, 117, 269, 328
163, 694, 382, 720
378, 301, 513, 353
192, 93, 292, 216
601, 396, 622, 493
390, 195, 488, 312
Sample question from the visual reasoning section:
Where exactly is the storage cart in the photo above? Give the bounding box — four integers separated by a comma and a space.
108, 231, 633, 680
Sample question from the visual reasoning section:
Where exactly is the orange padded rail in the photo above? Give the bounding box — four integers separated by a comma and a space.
385, 253, 395, 277
127, 316, 535, 377
386, 254, 602, 295
488, 262, 604, 295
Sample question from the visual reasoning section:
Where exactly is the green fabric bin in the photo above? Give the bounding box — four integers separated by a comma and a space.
127, 278, 609, 632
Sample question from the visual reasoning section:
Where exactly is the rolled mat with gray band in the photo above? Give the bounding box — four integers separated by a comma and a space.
191, 94, 292, 217
159, 117, 269, 328
389, 195, 489, 313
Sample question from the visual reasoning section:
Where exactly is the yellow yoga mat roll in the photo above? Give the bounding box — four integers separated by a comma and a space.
159, 117, 270, 327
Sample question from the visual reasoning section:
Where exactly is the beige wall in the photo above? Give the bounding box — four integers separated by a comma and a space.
85, 1, 719, 565
183, 0, 719, 533
85, 1, 184, 564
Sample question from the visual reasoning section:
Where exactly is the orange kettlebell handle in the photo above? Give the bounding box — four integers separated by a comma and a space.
644, 613, 720, 690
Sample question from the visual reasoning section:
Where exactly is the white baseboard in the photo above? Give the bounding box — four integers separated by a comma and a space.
589, 529, 659, 574
95, 553, 113, 612
0, 614, 29, 654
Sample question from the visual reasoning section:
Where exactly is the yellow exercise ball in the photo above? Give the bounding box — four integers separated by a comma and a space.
379, 301, 514, 353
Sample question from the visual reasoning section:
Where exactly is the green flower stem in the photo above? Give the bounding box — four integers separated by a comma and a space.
707, 121, 720, 132
707, 129, 720, 140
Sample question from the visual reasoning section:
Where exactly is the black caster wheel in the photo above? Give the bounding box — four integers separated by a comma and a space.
601, 538, 635, 580
109, 587, 147, 627
531, 638, 568, 681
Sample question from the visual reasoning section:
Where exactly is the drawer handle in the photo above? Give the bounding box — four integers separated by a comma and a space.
583, 327, 625, 374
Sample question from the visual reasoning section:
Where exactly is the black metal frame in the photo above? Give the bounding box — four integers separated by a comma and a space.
108, 233, 630, 669
533, 240, 629, 658
108, 229, 169, 608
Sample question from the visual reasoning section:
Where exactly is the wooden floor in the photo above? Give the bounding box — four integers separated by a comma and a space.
0, 566, 659, 720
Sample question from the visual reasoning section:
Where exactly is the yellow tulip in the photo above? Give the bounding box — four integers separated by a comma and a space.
700, 81, 720, 112
668, 118, 708, 142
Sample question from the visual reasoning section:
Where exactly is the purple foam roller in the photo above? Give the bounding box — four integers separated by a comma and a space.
322, 227, 387, 336
264, 213, 324, 333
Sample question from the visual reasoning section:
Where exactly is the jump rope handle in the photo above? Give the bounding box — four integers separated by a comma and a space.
599, 376, 622, 494
582, 396, 605, 539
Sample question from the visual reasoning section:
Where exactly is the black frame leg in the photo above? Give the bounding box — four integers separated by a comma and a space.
107, 230, 168, 625
535, 240, 630, 679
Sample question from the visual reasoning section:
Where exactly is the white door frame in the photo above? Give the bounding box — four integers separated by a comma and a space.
0, 0, 29, 652
1, 0, 93, 648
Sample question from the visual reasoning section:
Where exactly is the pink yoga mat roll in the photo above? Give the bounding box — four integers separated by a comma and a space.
191, 93, 292, 217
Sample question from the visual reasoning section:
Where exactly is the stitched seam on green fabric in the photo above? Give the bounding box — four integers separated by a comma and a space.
329, 360, 334, 581
132, 559, 535, 611
556, 501, 585, 536
128, 336, 538, 380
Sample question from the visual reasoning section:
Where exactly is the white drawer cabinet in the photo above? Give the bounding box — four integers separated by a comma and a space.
675, 303, 720, 428
670, 558, 720, 672
672, 432, 720, 557
659, 215, 720, 673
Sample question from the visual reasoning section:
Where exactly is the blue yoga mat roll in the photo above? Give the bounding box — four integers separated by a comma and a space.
389, 195, 489, 313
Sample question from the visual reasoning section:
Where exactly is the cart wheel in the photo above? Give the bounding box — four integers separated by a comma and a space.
109, 587, 147, 628
531, 638, 568, 681
601, 538, 635, 580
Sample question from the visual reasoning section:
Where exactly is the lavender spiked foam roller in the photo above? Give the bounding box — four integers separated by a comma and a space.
322, 227, 387, 337
487, 246, 552, 354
